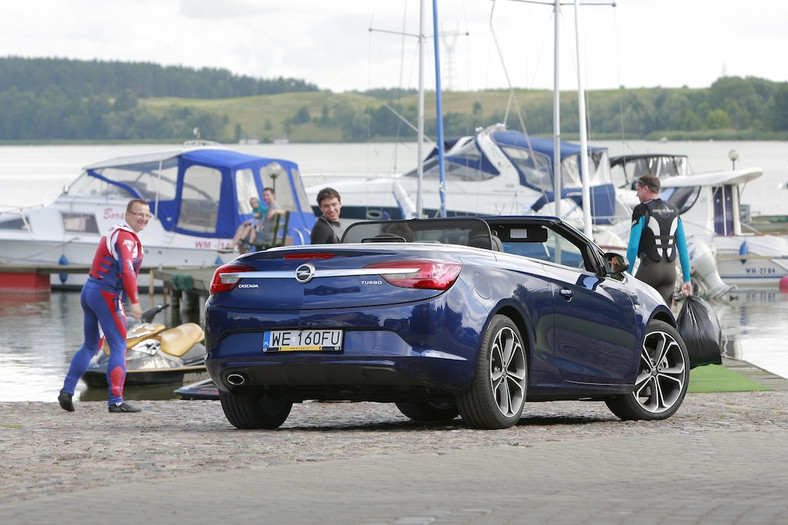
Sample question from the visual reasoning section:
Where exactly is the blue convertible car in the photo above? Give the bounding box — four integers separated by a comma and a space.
204, 216, 689, 430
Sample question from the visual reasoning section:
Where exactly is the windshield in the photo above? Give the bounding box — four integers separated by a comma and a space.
499, 146, 552, 191
67, 158, 179, 201
561, 150, 611, 188
501, 143, 611, 192
610, 155, 691, 188
403, 138, 496, 182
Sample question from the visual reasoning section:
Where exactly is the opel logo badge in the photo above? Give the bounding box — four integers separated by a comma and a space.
295, 263, 316, 283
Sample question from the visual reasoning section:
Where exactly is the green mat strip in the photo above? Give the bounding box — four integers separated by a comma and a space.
688, 364, 770, 393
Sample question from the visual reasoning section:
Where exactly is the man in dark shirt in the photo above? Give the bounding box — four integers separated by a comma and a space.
310, 187, 344, 244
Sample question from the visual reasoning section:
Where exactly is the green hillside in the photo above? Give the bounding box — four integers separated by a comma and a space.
139, 83, 788, 144
2, 57, 788, 143
141, 91, 378, 143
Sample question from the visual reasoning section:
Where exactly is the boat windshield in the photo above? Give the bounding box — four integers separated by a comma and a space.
562, 149, 611, 188
402, 140, 496, 182
610, 154, 691, 188
501, 144, 611, 192
499, 145, 552, 191
66, 158, 179, 201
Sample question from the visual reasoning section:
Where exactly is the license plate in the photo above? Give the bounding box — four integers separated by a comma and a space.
262, 329, 343, 352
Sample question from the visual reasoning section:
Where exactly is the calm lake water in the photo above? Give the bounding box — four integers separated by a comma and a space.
0, 140, 787, 401
0, 288, 785, 403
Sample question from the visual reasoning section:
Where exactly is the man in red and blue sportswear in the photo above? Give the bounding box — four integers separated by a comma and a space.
58, 199, 150, 413
626, 174, 692, 306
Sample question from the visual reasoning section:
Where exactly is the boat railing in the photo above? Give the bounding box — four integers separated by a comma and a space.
0, 203, 45, 212
291, 228, 307, 245
182, 139, 223, 148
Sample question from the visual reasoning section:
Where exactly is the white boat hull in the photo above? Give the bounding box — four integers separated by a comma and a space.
0, 229, 234, 289
714, 235, 788, 288
0, 145, 317, 291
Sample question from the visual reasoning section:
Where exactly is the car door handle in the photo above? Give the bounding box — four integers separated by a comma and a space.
559, 288, 574, 300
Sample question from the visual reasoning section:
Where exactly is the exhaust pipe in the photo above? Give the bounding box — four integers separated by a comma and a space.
226, 373, 246, 386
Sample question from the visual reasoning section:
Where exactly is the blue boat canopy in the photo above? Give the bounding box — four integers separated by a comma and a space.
71, 146, 316, 243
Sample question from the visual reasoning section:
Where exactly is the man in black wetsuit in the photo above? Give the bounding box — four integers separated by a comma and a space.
625, 174, 692, 305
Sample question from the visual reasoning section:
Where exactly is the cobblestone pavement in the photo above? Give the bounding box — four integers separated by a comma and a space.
2, 391, 788, 524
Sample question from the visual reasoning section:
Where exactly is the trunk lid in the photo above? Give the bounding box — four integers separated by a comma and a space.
209, 244, 468, 311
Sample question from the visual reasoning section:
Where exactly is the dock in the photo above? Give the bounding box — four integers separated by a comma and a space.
151, 267, 216, 313
0, 264, 216, 313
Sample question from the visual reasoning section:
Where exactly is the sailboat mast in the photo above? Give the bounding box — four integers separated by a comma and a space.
416, 0, 426, 218
432, 0, 447, 218
574, 0, 593, 240
552, 0, 562, 220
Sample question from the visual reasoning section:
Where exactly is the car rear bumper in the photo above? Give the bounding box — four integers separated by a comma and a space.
205, 344, 475, 402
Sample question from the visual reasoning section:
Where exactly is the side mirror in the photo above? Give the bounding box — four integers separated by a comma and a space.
604, 252, 629, 275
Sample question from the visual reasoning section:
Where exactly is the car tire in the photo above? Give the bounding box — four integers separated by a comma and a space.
219, 390, 292, 429
395, 400, 459, 422
605, 319, 689, 421
456, 315, 527, 429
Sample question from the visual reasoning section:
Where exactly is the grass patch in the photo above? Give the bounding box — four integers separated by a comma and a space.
688, 364, 770, 393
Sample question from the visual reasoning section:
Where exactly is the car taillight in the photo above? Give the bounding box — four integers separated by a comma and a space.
365, 260, 461, 290
210, 263, 255, 294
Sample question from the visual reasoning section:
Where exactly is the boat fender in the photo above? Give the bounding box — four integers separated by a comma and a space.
58, 254, 69, 284
738, 241, 748, 264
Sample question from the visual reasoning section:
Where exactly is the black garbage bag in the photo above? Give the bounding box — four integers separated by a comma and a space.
676, 296, 723, 368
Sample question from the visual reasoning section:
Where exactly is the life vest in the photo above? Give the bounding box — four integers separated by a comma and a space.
633, 199, 679, 263
88, 224, 144, 295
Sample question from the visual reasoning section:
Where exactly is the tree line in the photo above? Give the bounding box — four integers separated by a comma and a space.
0, 57, 319, 141
1, 57, 787, 142
275, 76, 788, 143
351, 77, 788, 141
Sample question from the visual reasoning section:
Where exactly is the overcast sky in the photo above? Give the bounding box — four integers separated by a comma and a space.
2, 0, 786, 93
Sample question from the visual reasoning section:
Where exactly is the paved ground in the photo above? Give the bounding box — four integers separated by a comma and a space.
2, 387, 787, 524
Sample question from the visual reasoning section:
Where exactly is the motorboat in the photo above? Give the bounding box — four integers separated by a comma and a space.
662, 169, 788, 289
609, 154, 788, 291
306, 124, 630, 231
82, 304, 207, 387
0, 143, 317, 289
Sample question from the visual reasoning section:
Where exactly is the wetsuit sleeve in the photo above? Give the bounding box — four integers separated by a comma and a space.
626, 216, 644, 275
675, 218, 691, 282
116, 231, 141, 304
